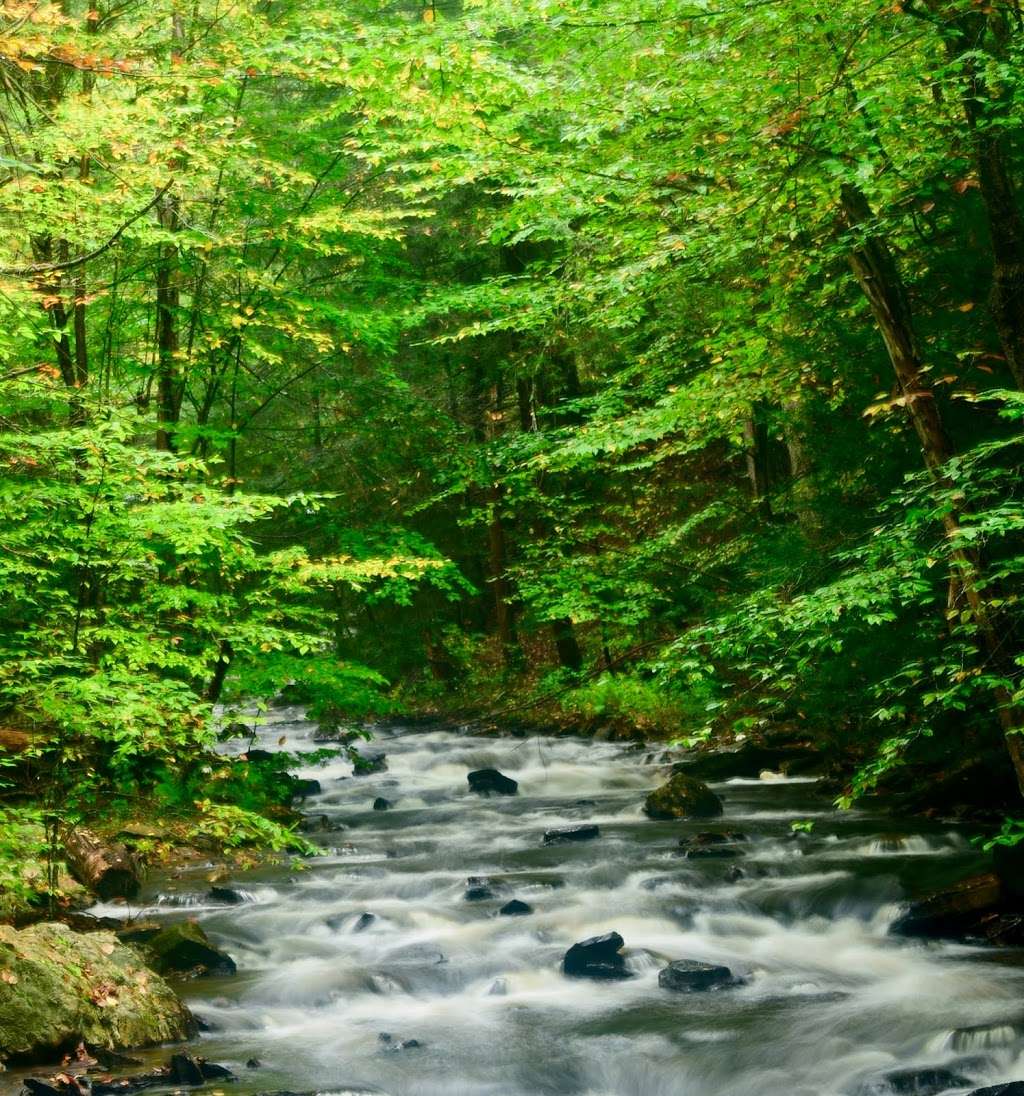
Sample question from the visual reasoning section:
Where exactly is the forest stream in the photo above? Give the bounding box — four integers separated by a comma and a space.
82, 712, 1024, 1096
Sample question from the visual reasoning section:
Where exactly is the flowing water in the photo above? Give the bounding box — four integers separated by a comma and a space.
91, 711, 1024, 1096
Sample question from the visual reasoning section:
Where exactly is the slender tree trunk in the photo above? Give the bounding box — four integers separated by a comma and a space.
742, 402, 772, 519
840, 182, 1024, 792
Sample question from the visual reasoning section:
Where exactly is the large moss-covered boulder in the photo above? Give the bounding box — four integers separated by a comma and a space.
0, 922, 195, 1064
644, 773, 723, 820
145, 920, 236, 977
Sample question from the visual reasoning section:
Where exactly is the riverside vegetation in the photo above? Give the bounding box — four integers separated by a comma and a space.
5, 0, 1024, 1083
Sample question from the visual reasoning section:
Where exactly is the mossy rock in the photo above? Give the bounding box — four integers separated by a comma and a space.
0, 922, 195, 1065
643, 773, 723, 820
145, 921, 236, 977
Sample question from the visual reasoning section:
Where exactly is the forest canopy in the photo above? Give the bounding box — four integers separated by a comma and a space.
4, 0, 1024, 893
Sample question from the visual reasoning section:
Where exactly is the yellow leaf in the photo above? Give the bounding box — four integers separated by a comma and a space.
423, 6, 435, 20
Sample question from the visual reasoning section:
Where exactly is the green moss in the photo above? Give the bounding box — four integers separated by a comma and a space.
0, 923, 195, 1064
643, 773, 723, 820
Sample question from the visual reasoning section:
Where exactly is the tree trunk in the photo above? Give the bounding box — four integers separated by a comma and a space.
62, 827, 141, 901
840, 182, 1024, 793
552, 616, 583, 672
743, 402, 773, 519
155, 193, 180, 451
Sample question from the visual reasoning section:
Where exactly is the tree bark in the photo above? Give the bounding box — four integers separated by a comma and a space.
62, 827, 141, 901
840, 182, 1024, 793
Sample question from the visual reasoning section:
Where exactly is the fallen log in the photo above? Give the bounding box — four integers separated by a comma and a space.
62, 827, 142, 901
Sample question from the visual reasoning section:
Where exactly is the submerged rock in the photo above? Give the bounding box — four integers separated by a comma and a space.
968, 1086, 1024, 1095
290, 778, 321, 799
0, 922, 195, 1065
465, 885, 496, 902
378, 1032, 423, 1051
658, 959, 738, 992
372, 797, 392, 811
543, 824, 600, 846
145, 921, 236, 977
562, 931, 633, 980
644, 773, 723, 821
499, 900, 533, 916
467, 768, 518, 796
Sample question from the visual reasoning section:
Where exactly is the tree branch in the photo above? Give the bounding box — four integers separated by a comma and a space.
0, 181, 173, 277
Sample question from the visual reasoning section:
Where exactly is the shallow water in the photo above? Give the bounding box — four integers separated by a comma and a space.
91, 712, 1024, 1095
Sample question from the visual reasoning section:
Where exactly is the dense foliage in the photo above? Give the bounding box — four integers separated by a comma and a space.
4, 0, 1024, 902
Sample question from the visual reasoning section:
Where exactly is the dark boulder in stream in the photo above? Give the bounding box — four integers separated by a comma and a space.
543, 824, 600, 845
290, 778, 321, 799
658, 959, 739, 992
145, 921, 236, 977
207, 885, 248, 905
644, 773, 723, 820
467, 768, 518, 796
968, 1086, 1024, 1095
373, 797, 391, 811
890, 873, 1003, 941
562, 931, 633, 980
867, 1067, 971, 1095
499, 899, 533, 916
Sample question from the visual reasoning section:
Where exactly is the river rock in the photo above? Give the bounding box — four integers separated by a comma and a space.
373, 797, 391, 811
562, 931, 632, 980
967, 1085, 1024, 1095
870, 1067, 971, 1095
467, 768, 518, 796
290, 778, 321, 800
465, 884, 496, 902
644, 773, 723, 821
352, 751, 387, 775
679, 830, 744, 859
208, 885, 248, 905
0, 922, 195, 1065
658, 959, 737, 992
543, 824, 599, 846
499, 899, 533, 916
145, 921, 237, 977
169, 1052, 206, 1085
890, 873, 1002, 941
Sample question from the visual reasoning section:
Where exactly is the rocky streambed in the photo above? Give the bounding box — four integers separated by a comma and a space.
7, 711, 1024, 1096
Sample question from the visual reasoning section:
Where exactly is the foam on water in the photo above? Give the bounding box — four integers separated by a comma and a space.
91, 715, 1024, 1096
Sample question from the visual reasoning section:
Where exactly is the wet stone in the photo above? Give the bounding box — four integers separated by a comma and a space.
563, 931, 633, 980
658, 959, 738, 993
543, 824, 600, 846
870, 1068, 972, 1096
208, 885, 248, 904
968, 1086, 1024, 1096
372, 797, 391, 811
499, 899, 533, 916
467, 768, 518, 796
